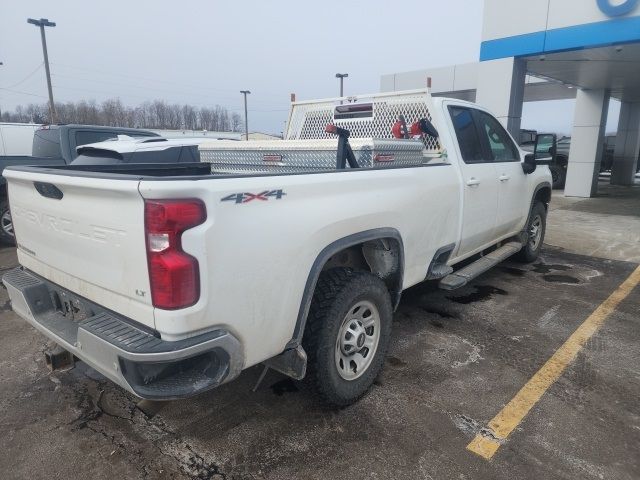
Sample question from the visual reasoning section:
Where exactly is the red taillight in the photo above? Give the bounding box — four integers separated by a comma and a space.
144, 199, 206, 310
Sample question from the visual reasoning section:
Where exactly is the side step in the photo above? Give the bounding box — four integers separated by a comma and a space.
438, 241, 523, 291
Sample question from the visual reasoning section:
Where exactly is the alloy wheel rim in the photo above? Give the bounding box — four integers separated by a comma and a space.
335, 300, 381, 381
529, 214, 542, 250
1, 211, 13, 237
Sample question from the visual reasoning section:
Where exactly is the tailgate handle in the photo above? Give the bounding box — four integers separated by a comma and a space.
34, 182, 63, 200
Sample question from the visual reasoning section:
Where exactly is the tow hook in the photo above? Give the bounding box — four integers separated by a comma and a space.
44, 344, 75, 372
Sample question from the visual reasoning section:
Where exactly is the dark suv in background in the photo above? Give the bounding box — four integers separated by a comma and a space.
519, 130, 625, 189
0, 124, 158, 243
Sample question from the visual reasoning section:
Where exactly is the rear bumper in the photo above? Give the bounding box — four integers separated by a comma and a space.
2, 267, 243, 400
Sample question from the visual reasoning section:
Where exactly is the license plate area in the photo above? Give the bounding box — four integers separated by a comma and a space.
51, 289, 94, 323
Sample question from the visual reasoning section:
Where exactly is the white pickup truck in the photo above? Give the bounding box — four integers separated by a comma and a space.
2, 89, 551, 406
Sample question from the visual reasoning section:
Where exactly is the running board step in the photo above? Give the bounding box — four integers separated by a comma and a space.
438, 241, 523, 291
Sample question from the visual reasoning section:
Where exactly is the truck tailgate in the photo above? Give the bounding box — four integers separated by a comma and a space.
4, 169, 155, 329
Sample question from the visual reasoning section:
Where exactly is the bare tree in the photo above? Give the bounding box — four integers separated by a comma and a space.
231, 112, 243, 132
2, 98, 243, 131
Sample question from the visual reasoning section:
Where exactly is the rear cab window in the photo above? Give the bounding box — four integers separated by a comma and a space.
75, 131, 119, 147
32, 129, 61, 158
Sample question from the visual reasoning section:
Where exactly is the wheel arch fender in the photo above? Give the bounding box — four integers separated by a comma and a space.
286, 228, 404, 350
532, 181, 552, 208
521, 182, 551, 240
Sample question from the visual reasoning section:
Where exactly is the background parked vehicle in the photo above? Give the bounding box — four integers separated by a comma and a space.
519, 130, 633, 188
72, 137, 221, 165
31, 124, 159, 162
520, 129, 568, 189
0, 122, 43, 156
0, 124, 158, 244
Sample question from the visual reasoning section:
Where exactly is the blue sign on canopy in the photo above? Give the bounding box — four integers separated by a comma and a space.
597, 0, 638, 17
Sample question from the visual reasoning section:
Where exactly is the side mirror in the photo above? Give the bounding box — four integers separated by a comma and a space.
523, 153, 536, 174
533, 133, 557, 165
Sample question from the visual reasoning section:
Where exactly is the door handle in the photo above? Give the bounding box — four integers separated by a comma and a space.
466, 178, 480, 186
499, 174, 511, 182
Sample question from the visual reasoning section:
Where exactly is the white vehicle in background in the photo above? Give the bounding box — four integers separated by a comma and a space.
72, 136, 220, 165
150, 129, 242, 141
2, 89, 552, 407
0, 122, 42, 156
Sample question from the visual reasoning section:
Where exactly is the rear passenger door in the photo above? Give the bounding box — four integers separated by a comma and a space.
474, 110, 527, 237
448, 106, 499, 257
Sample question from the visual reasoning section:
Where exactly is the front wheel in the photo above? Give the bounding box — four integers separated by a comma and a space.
0, 200, 15, 245
303, 268, 393, 407
516, 201, 547, 263
550, 164, 566, 189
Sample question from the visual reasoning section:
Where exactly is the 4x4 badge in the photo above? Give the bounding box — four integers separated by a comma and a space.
221, 189, 286, 204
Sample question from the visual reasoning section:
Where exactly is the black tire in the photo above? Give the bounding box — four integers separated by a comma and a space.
516, 201, 546, 263
302, 268, 393, 407
550, 164, 566, 189
0, 199, 15, 245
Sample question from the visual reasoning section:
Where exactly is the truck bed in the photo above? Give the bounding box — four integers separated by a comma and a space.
3, 153, 460, 368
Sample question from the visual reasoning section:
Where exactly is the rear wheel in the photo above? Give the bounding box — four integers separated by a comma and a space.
0, 200, 15, 245
516, 201, 546, 263
303, 268, 392, 407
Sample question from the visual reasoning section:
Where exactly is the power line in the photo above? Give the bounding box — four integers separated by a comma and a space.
0, 87, 48, 99
50, 71, 288, 110
0, 62, 44, 89
50, 61, 287, 100
51, 72, 275, 105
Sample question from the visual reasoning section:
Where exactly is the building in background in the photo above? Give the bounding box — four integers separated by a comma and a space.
382, 0, 640, 197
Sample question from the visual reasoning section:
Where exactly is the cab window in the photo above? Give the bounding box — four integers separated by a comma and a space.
476, 111, 520, 162
449, 106, 485, 164
75, 130, 118, 147
32, 128, 61, 158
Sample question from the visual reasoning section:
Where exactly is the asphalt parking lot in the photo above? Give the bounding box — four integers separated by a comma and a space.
1, 244, 639, 480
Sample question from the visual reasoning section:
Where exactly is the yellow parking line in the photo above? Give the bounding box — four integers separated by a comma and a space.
467, 264, 640, 460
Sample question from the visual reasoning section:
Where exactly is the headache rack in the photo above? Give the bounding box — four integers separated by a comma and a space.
200, 88, 445, 174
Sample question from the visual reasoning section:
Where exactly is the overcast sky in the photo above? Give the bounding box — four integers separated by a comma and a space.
0, 0, 620, 134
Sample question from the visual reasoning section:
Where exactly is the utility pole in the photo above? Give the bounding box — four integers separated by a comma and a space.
27, 18, 57, 123
335, 73, 348, 97
240, 90, 250, 140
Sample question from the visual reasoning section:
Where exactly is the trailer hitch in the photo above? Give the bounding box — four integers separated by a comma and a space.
44, 344, 75, 372
325, 124, 360, 169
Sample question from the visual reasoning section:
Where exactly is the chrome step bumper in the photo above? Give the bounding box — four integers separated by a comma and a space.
3, 267, 243, 400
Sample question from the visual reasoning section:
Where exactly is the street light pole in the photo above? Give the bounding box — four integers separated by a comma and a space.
240, 90, 250, 140
335, 73, 348, 97
27, 18, 57, 123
